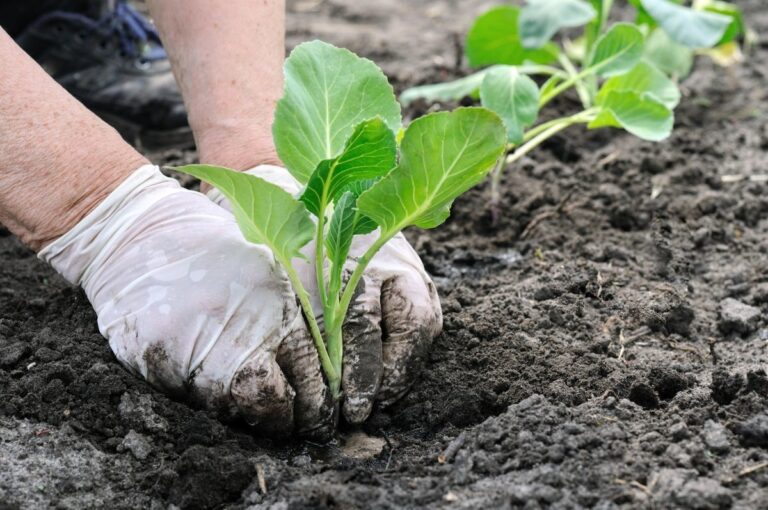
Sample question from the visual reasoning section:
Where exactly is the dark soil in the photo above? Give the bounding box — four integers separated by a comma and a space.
2, 1, 768, 508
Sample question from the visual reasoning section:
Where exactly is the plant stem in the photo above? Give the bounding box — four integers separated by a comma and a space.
315, 213, 327, 305
324, 322, 343, 398
518, 64, 569, 78
539, 65, 596, 107
281, 259, 339, 395
506, 109, 597, 166
335, 234, 389, 332
488, 158, 505, 225
557, 53, 592, 109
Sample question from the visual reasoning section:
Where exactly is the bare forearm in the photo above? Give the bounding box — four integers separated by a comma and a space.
0, 29, 146, 251
148, 0, 285, 171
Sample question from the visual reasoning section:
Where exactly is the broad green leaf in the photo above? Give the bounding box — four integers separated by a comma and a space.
357, 108, 506, 234
596, 61, 680, 108
589, 90, 673, 141
273, 40, 401, 183
519, 0, 597, 49
301, 118, 396, 217
175, 165, 314, 263
326, 191, 357, 274
480, 67, 540, 144
694, 0, 744, 45
466, 6, 559, 68
640, 0, 732, 48
628, 0, 660, 26
587, 23, 645, 77
643, 29, 693, 78
342, 179, 379, 235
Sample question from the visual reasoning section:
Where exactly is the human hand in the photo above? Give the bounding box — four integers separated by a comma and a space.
39, 165, 334, 438
207, 165, 443, 424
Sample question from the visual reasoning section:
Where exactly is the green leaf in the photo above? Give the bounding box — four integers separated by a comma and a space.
273, 40, 401, 183
466, 6, 559, 68
628, 0, 660, 26
643, 29, 693, 78
587, 23, 645, 77
597, 61, 680, 109
357, 108, 506, 234
694, 0, 744, 45
400, 64, 565, 107
589, 90, 673, 141
519, 0, 597, 49
400, 68, 491, 107
640, 0, 732, 48
584, 0, 606, 48
325, 191, 357, 274
341, 179, 379, 235
480, 67, 540, 144
301, 118, 396, 217
175, 165, 314, 263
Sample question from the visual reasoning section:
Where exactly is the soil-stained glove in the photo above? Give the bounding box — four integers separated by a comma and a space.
208, 165, 443, 424
39, 165, 333, 437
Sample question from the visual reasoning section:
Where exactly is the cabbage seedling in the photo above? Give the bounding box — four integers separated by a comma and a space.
401, 0, 746, 215
175, 41, 507, 398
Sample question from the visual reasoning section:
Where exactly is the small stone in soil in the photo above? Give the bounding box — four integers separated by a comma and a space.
702, 420, 731, 454
0, 343, 30, 368
118, 393, 168, 434
340, 431, 386, 460
669, 421, 690, 441
718, 298, 761, 336
122, 430, 152, 460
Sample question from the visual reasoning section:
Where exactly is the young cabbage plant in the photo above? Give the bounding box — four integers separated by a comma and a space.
400, 0, 746, 215
175, 41, 507, 398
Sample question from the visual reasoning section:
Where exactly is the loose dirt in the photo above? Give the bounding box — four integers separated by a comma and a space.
1, 0, 767, 508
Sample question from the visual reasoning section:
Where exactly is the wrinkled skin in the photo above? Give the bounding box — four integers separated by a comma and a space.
209, 165, 443, 425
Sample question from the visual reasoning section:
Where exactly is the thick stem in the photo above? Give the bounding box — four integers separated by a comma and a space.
315, 214, 327, 305
335, 234, 390, 330
325, 321, 343, 398
281, 260, 339, 391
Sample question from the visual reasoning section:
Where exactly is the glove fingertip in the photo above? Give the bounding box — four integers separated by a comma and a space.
231, 355, 296, 436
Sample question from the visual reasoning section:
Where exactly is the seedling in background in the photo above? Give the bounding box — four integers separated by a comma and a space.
401, 0, 747, 217
176, 41, 506, 398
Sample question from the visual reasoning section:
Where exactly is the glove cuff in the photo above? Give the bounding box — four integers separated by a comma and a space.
38, 165, 182, 285
206, 164, 302, 206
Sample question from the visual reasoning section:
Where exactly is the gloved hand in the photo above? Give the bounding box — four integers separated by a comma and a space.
39, 165, 334, 438
207, 165, 443, 424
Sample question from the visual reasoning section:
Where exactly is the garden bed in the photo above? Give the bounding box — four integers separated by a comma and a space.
1, 0, 768, 508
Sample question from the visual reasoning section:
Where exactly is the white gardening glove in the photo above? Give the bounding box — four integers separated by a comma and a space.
39, 165, 334, 438
208, 165, 443, 424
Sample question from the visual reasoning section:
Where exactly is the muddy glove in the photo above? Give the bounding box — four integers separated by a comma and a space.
208, 165, 443, 423
39, 165, 333, 437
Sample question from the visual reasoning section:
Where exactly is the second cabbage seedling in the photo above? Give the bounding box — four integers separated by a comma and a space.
177, 41, 506, 398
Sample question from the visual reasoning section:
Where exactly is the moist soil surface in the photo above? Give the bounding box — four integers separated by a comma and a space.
2, 1, 768, 508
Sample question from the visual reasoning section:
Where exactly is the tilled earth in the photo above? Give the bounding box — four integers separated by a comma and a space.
2, 1, 768, 508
